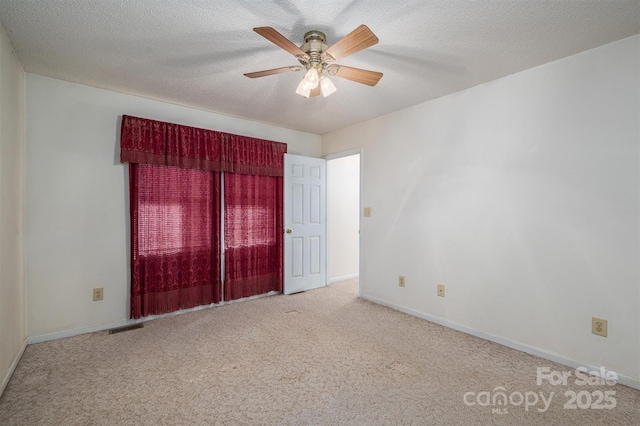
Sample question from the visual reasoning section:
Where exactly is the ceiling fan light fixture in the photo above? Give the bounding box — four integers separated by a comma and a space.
320, 76, 337, 97
295, 78, 311, 98
301, 67, 320, 90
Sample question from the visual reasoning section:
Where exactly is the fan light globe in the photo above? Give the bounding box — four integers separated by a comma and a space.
295, 79, 311, 98
302, 67, 319, 89
320, 77, 337, 97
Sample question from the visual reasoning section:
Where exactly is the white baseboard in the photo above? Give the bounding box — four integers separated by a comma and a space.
362, 294, 640, 391
1, 338, 27, 398
329, 274, 359, 284
28, 320, 132, 344
28, 304, 219, 344
27, 292, 280, 345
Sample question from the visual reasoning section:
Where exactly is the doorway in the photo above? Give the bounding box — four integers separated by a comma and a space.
326, 152, 361, 286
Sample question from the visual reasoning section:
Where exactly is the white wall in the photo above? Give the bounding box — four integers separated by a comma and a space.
327, 154, 360, 281
0, 24, 26, 394
322, 35, 639, 385
25, 74, 321, 338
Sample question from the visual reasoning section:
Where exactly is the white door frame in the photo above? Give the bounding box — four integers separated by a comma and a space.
324, 147, 364, 298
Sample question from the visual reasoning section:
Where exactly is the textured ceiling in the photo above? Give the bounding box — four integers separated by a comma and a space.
1, 0, 638, 135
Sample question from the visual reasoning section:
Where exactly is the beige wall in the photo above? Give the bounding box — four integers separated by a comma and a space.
25, 74, 322, 340
323, 36, 639, 386
0, 23, 26, 395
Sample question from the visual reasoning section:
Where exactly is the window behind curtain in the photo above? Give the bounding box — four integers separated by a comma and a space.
224, 173, 284, 300
122, 115, 287, 318
130, 164, 221, 318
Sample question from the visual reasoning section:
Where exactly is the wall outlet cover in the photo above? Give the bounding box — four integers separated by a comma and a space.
592, 317, 607, 337
93, 287, 104, 301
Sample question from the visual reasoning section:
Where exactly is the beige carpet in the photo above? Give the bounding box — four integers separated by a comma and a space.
1, 279, 638, 425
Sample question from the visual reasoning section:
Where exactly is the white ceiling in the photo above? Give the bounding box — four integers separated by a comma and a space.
1, 1, 638, 135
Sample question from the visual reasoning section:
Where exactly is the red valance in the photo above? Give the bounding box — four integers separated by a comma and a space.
120, 115, 287, 177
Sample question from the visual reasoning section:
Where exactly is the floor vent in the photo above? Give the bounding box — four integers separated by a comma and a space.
109, 324, 144, 334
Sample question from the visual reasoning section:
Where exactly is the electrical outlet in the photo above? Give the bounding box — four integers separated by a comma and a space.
364, 207, 372, 217
93, 288, 104, 301
437, 284, 445, 297
398, 276, 405, 287
592, 317, 607, 337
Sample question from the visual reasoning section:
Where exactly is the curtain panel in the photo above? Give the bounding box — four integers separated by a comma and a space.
224, 174, 284, 301
130, 164, 221, 319
120, 115, 287, 176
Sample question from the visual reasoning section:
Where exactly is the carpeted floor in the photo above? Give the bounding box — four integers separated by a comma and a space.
1, 279, 638, 425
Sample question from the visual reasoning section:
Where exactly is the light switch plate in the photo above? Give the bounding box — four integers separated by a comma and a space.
399, 276, 405, 287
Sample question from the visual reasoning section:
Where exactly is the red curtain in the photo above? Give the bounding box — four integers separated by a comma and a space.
224, 174, 284, 301
122, 115, 287, 317
121, 115, 286, 176
129, 164, 221, 319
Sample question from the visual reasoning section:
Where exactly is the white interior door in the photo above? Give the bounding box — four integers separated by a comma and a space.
284, 154, 326, 294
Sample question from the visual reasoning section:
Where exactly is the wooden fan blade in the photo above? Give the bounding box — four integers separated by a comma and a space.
244, 66, 302, 78
324, 25, 379, 61
253, 27, 307, 57
309, 85, 321, 97
332, 65, 383, 86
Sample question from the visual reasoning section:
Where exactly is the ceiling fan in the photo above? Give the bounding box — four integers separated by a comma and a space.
244, 25, 383, 98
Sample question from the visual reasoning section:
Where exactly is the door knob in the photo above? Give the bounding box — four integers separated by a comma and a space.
286, 229, 292, 234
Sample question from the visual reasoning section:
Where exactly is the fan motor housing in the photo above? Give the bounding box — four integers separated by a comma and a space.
300, 30, 328, 60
